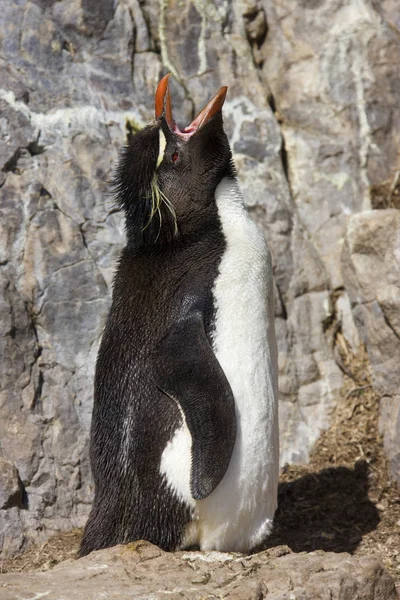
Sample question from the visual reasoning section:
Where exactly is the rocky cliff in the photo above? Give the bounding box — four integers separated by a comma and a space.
0, 0, 399, 561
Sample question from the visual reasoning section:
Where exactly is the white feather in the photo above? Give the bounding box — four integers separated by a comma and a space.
195, 177, 279, 552
160, 416, 195, 508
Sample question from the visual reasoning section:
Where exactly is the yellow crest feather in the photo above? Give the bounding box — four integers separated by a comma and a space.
142, 172, 178, 239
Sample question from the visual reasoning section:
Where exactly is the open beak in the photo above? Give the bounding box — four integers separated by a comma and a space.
155, 74, 228, 139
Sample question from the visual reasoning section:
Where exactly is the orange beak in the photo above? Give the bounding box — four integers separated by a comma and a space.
155, 74, 228, 139
154, 74, 175, 131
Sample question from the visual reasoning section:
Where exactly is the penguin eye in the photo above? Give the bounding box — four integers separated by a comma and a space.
171, 151, 178, 163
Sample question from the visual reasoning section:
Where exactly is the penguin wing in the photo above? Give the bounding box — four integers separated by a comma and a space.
154, 309, 236, 500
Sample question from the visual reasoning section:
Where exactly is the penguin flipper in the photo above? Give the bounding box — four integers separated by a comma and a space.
154, 310, 236, 500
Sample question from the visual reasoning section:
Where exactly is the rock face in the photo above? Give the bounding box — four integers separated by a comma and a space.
0, 542, 397, 600
0, 459, 23, 511
342, 210, 400, 482
0, 0, 399, 555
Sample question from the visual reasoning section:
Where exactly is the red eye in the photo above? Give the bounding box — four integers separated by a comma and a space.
171, 151, 178, 163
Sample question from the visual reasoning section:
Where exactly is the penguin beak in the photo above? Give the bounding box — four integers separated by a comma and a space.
155, 74, 228, 139
155, 74, 175, 131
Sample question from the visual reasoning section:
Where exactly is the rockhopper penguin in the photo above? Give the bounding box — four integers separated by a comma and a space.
79, 75, 279, 557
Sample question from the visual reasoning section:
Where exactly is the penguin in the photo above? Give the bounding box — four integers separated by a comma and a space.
79, 75, 279, 557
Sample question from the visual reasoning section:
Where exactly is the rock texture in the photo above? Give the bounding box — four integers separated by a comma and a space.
0, 459, 23, 511
0, 0, 399, 555
342, 210, 400, 482
259, 0, 400, 466
0, 542, 397, 600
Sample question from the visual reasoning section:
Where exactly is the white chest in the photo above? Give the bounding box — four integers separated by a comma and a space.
195, 177, 279, 552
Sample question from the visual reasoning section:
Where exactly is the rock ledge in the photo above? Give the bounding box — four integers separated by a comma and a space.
0, 542, 397, 600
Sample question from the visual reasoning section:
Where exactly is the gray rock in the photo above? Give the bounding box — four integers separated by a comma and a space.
380, 395, 400, 488
0, 459, 23, 510
0, 542, 397, 600
342, 210, 400, 482
1, 0, 400, 555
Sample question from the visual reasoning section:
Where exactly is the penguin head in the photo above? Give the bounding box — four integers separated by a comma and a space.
114, 75, 233, 248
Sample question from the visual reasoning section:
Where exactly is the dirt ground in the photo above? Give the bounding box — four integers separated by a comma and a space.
1, 347, 399, 587
264, 355, 400, 584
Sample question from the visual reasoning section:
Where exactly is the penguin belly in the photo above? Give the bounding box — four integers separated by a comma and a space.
195, 177, 279, 552
159, 177, 279, 552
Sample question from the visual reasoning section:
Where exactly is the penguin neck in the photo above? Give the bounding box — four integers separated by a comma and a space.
177, 201, 222, 242
124, 198, 222, 252
175, 160, 236, 235
125, 165, 236, 252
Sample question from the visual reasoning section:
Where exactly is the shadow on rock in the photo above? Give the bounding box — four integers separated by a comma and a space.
262, 461, 380, 554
